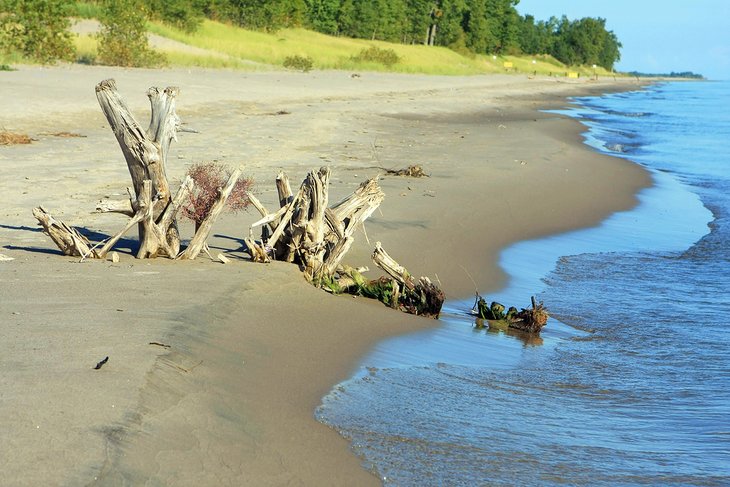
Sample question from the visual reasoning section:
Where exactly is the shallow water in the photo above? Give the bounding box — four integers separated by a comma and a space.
317, 81, 730, 485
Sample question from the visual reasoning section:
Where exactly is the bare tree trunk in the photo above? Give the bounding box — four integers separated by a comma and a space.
95, 79, 182, 257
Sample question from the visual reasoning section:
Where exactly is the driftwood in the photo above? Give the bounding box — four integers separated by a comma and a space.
371, 242, 444, 318
247, 167, 443, 318
474, 295, 549, 334
381, 164, 429, 178
248, 167, 384, 282
95, 79, 182, 257
34, 79, 237, 260
178, 169, 241, 260
32, 207, 97, 258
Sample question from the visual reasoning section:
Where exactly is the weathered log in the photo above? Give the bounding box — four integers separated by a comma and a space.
95, 196, 134, 217
245, 168, 440, 318
243, 237, 270, 263
248, 169, 384, 279
509, 297, 549, 333
95, 79, 183, 257
371, 242, 444, 318
371, 241, 415, 291
275, 170, 293, 207
474, 295, 549, 334
178, 169, 241, 260
267, 187, 304, 251
33, 207, 97, 258
302, 167, 330, 280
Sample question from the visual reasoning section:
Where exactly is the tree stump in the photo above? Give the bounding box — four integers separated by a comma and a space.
35, 79, 238, 261
247, 167, 385, 282
95, 79, 182, 258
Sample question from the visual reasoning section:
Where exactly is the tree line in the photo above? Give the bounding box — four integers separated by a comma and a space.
150, 0, 622, 70
0, 0, 622, 70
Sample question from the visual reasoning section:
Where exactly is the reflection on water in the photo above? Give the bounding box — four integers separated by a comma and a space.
317, 82, 730, 485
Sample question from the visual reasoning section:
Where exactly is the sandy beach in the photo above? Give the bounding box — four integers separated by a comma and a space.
0, 65, 650, 485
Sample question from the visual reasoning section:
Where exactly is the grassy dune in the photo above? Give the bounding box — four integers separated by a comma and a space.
71, 18, 615, 77
146, 20, 615, 77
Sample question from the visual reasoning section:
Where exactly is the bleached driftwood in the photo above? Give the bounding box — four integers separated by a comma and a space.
32, 207, 97, 258
247, 167, 385, 282
96, 79, 182, 257
372, 242, 444, 318
35, 80, 237, 261
178, 169, 241, 260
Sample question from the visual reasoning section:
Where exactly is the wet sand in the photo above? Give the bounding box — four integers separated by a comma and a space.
0, 65, 650, 485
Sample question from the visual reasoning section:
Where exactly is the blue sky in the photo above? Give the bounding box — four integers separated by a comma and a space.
515, 0, 730, 80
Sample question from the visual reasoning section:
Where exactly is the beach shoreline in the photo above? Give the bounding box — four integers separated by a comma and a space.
0, 66, 651, 485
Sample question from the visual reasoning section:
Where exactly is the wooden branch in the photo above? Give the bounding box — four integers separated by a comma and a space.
157, 175, 193, 238
322, 236, 354, 277
178, 169, 241, 260
275, 171, 293, 207
146, 86, 180, 169
33, 207, 97, 258
95, 199, 134, 217
244, 237, 270, 263
371, 241, 415, 291
267, 187, 304, 251
95, 79, 159, 200
284, 191, 310, 263
331, 176, 383, 222
250, 203, 288, 230
136, 181, 159, 258
324, 207, 345, 240
247, 191, 269, 219
96, 211, 144, 258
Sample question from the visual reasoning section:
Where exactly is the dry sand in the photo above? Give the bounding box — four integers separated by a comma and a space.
0, 65, 651, 485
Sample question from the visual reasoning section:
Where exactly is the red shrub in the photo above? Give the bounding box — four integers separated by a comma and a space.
181, 162, 253, 226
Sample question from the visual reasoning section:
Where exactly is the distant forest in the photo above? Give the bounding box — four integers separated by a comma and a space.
628, 71, 704, 80
145, 0, 623, 70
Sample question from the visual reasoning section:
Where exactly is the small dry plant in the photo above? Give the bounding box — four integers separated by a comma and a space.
182, 162, 253, 229
0, 130, 32, 145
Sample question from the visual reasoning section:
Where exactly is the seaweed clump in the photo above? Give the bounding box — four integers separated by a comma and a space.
474, 295, 548, 333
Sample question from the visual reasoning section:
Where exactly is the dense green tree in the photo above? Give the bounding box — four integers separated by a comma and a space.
97, 0, 165, 67
146, 0, 204, 32
337, 0, 408, 42
0, 0, 75, 63
434, 0, 467, 47
403, 0, 432, 44
304, 0, 341, 35
598, 29, 621, 70
463, 0, 491, 53
543, 15, 620, 69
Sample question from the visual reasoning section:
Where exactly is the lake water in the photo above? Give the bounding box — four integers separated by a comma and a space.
317, 81, 730, 486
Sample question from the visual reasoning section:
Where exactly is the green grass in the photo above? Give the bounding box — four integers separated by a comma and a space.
61, 15, 621, 77
73, 34, 97, 64
145, 20, 621, 77
72, 1, 102, 19
147, 20, 498, 75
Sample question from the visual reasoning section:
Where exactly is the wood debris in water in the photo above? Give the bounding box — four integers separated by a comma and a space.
473, 294, 549, 333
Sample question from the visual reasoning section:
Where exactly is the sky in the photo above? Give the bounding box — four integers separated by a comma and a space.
515, 0, 730, 80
